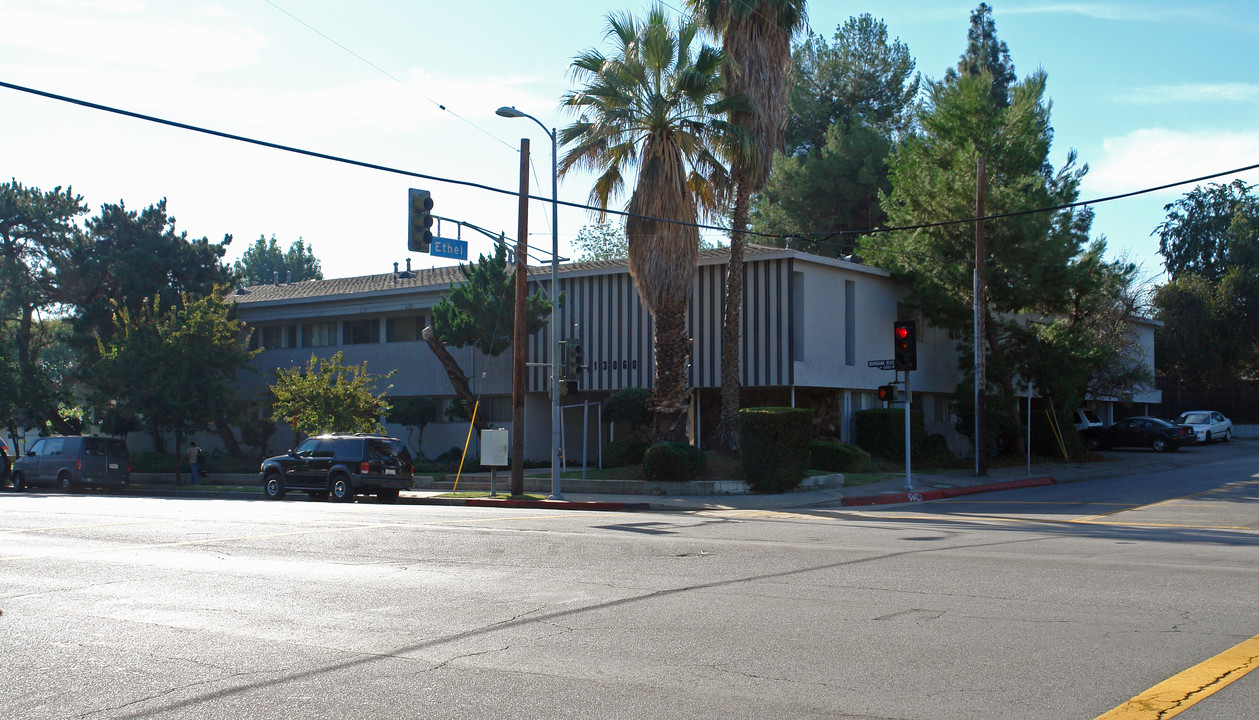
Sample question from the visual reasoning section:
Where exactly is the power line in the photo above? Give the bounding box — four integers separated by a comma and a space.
261, 0, 518, 152
4, 79, 1258, 260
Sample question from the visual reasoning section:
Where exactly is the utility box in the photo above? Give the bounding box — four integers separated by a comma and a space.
480, 428, 509, 467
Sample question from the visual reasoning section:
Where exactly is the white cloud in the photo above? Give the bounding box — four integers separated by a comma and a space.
0, 5, 265, 75
1117, 83, 1259, 104
1088, 128, 1259, 196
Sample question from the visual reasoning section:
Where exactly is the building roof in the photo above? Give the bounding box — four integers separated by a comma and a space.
231, 243, 829, 306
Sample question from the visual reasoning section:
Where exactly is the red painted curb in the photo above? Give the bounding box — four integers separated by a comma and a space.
464, 498, 647, 511
841, 476, 1056, 506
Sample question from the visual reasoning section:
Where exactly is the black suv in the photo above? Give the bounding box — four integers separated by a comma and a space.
260, 434, 414, 502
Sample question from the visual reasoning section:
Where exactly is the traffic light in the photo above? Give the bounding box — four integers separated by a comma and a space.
564, 338, 583, 381
407, 188, 434, 253
877, 384, 896, 403
893, 320, 917, 371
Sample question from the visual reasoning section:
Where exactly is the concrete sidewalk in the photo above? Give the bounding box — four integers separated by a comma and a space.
404, 442, 1243, 512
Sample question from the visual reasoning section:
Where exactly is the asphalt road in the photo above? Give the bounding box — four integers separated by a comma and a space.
2, 446, 1257, 719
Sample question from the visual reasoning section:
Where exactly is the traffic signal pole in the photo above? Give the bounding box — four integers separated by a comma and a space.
904, 370, 913, 492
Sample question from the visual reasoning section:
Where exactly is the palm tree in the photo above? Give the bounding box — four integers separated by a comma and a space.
688, 0, 808, 451
559, 6, 736, 442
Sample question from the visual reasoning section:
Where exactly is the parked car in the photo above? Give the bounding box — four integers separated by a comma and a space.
10, 435, 130, 492
260, 433, 414, 502
1071, 409, 1103, 432
1173, 411, 1232, 444
1080, 416, 1195, 453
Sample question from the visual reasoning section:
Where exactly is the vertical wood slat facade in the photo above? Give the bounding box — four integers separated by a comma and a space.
528, 257, 794, 393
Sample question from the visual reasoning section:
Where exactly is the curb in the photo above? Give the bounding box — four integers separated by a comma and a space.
840, 476, 1056, 506
463, 498, 650, 512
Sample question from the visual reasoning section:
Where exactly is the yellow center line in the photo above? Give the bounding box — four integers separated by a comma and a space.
1095, 633, 1259, 719
0, 513, 589, 563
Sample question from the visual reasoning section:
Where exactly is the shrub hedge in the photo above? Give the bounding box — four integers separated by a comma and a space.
739, 406, 812, 493
642, 442, 706, 481
808, 440, 871, 472
854, 408, 926, 460
603, 439, 648, 468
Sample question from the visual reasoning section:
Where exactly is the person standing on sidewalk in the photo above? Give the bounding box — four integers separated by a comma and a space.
186, 441, 203, 485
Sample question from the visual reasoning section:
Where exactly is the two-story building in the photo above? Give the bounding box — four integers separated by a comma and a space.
231, 244, 1161, 462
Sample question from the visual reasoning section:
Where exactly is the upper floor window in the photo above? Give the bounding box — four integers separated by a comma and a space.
344, 319, 379, 345
261, 325, 298, 349
303, 322, 336, 348
386, 315, 424, 343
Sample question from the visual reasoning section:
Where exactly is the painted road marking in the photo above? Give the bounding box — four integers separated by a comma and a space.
1095, 633, 1259, 719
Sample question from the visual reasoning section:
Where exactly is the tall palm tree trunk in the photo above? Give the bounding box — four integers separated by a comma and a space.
715, 175, 751, 450
652, 298, 692, 443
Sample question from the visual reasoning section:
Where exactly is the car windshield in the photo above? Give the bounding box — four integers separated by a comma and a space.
1178, 413, 1210, 424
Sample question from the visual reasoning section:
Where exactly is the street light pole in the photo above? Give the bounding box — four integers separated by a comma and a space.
496, 106, 564, 500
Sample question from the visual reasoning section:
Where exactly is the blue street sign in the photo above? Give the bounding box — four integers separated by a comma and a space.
430, 236, 468, 261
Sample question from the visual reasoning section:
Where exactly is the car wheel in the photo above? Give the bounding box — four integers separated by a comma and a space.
330, 474, 355, 503
12, 471, 26, 491
58, 472, 76, 493
1224, 429, 1231, 442
1204, 431, 1212, 443
1086, 436, 1103, 451
377, 488, 400, 503
1152, 437, 1169, 453
263, 473, 286, 500
307, 491, 329, 500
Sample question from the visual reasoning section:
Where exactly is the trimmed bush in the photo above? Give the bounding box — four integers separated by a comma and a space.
740, 406, 812, 493
808, 440, 871, 473
854, 408, 926, 460
642, 442, 706, 481
603, 439, 648, 468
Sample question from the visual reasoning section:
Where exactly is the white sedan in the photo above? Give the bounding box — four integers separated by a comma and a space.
1174, 410, 1232, 443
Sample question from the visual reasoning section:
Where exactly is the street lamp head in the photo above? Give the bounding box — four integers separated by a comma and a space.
496, 106, 525, 119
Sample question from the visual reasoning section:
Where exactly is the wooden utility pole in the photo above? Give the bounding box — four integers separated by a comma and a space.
511, 138, 529, 495
974, 156, 987, 478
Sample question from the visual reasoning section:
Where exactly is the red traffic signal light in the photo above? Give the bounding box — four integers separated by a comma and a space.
893, 320, 917, 371
408, 188, 434, 253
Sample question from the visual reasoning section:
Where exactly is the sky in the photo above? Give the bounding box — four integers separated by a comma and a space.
2, 0, 1257, 289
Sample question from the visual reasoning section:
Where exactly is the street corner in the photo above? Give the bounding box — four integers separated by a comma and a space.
841, 476, 1056, 506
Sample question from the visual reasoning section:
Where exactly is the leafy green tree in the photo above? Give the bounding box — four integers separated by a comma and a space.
0, 179, 88, 434
688, 0, 808, 450
387, 397, 438, 456
945, 2, 1016, 108
784, 14, 919, 157
432, 244, 551, 354
1154, 180, 1259, 283
64, 198, 233, 355
572, 222, 628, 261
1153, 182, 1259, 389
753, 15, 919, 255
233, 234, 323, 286
270, 352, 393, 438
870, 5, 1125, 449
560, 6, 735, 441
88, 292, 259, 478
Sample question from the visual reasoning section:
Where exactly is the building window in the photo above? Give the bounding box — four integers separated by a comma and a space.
844, 280, 856, 366
303, 322, 336, 348
261, 325, 297, 349
386, 315, 424, 343
485, 396, 512, 423
343, 319, 379, 345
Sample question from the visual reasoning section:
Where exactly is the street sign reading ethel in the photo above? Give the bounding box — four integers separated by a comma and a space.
868, 359, 897, 370
431, 237, 468, 260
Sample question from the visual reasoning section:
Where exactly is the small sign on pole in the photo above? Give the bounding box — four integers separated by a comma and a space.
868, 359, 897, 370
431, 237, 468, 261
